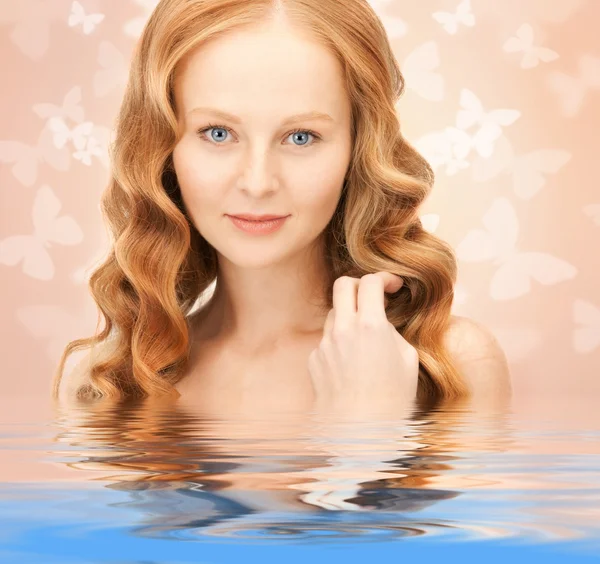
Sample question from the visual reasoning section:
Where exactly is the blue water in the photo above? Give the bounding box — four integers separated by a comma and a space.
1, 393, 599, 563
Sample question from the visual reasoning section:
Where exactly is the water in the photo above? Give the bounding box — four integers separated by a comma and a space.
1, 392, 600, 563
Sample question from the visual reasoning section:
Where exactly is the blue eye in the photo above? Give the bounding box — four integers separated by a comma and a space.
196, 123, 321, 148
203, 126, 229, 143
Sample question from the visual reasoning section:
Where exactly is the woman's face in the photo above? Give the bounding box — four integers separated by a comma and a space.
171, 20, 353, 268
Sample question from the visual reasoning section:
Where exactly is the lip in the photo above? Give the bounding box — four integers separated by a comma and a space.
227, 214, 289, 235
227, 214, 290, 221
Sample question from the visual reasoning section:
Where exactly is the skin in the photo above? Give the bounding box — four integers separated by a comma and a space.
169, 15, 513, 411
172, 16, 353, 358
308, 272, 420, 415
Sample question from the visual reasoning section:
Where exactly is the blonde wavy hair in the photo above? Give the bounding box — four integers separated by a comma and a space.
51, 0, 470, 403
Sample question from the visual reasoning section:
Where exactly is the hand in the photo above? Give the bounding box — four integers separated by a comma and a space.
308, 272, 419, 415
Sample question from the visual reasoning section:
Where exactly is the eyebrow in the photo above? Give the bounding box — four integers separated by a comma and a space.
186, 106, 335, 126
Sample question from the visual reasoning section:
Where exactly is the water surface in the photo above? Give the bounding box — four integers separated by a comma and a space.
1, 392, 599, 563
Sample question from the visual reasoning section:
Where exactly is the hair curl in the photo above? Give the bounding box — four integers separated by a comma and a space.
51, 0, 469, 403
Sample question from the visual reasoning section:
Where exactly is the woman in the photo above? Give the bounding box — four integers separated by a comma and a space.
52, 0, 512, 411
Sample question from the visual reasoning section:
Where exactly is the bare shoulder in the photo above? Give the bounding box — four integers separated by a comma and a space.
443, 315, 501, 356
443, 315, 513, 398
57, 337, 118, 401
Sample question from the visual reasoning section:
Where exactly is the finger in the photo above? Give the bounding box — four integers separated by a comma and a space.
357, 273, 388, 321
322, 307, 335, 336
332, 276, 360, 327
374, 271, 404, 295
359, 272, 403, 319
357, 272, 404, 319
378, 272, 403, 310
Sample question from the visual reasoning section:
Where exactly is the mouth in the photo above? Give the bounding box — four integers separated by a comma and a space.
227, 214, 290, 235
227, 214, 290, 222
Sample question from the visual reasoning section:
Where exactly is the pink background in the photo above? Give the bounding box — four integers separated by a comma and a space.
1, 0, 599, 402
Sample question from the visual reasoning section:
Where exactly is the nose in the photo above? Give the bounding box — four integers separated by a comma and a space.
237, 150, 281, 196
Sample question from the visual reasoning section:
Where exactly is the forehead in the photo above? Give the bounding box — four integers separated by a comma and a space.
174, 24, 349, 124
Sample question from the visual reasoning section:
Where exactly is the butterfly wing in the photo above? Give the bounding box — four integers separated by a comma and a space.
402, 41, 444, 101
573, 299, 600, 353
512, 149, 572, 200
33, 185, 84, 247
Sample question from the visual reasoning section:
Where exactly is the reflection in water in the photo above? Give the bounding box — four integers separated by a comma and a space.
43, 394, 520, 541
0, 392, 597, 548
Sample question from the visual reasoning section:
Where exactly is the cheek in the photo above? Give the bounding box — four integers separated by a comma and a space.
172, 142, 224, 208
295, 156, 348, 217
298, 176, 343, 215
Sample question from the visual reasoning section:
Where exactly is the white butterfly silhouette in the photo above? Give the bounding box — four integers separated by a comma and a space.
402, 41, 445, 102
32, 86, 85, 123
456, 88, 521, 132
0, 185, 84, 280
3, 0, 60, 60
547, 54, 600, 117
573, 299, 600, 353
432, 0, 475, 35
448, 122, 505, 160
0, 127, 70, 186
367, 0, 408, 38
73, 135, 104, 166
94, 41, 128, 97
451, 282, 469, 309
471, 135, 572, 200
68, 1, 105, 35
16, 300, 101, 368
503, 24, 559, 69
515, 0, 586, 24
81, 124, 112, 168
455, 89, 520, 157
414, 127, 471, 176
47, 117, 94, 150
380, 13, 408, 39
491, 326, 543, 361
414, 122, 502, 175
124, 0, 161, 38
456, 197, 577, 301
583, 203, 600, 226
